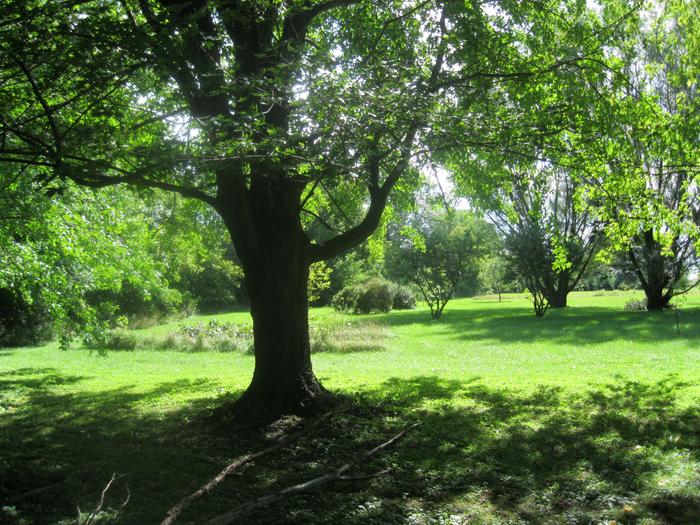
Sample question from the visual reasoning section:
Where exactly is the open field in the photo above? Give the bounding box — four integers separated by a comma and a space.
2, 291, 700, 524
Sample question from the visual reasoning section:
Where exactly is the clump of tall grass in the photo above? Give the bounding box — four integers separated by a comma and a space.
157, 319, 254, 353
85, 319, 390, 354
310, 321, 391, 353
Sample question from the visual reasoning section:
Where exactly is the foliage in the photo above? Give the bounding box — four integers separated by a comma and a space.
308, 262, 333, 305
331, 285, 362, 313
389, 211, 494, 319
332, 279, 415, 314
576, 0, 700, 310
478, 256, 513, 302
354, 279, 394, 314
0, 172, 245, 344
177, 257, 244, 314
624, 299, 648, 312
389, 284, 416, 310
0, 288, 53, 347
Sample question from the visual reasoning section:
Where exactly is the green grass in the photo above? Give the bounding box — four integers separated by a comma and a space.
2, 291, 700, 524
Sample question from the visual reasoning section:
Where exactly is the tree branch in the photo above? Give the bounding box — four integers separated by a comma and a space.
161, 414, 330, 525
205, 422, 421, 525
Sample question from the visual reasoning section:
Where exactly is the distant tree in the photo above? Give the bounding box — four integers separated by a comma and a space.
479, 255, 510, 302
466, 166, 601, 315
389, 212, 493, 319
308, 262, 333, 305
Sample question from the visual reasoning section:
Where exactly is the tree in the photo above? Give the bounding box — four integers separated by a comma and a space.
456, 164, 601, 314
389, 211, 493, 319
479, 255, 510, 302
0, 0, 619, 417
581, 0, 700, 310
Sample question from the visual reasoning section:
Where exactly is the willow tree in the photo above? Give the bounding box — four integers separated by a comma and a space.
0, 0, 614, 417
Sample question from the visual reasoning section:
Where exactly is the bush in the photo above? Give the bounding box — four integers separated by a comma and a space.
332, 280, 412, 313
0, 288, 53, 347
177, 259, 243, 313
85, 279, 184, 327
624, 299, 647, 312
332, 285, 362, 312
390, 284, 416, 310
355, 279, 393, 314
84, 328, 138, 351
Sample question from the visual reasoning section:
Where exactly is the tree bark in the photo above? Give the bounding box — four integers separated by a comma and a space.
643, 270, 672, 311
546, 272, 570, 308
238, 246, 328, 417
218, 181, 331, 420
639, 231, 672, 311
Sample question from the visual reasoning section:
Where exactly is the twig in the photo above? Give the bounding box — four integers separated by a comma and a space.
81, 473, 116, 525
205, 422, 421, 525
76, 474, 130, 525
160, 414, 331, 525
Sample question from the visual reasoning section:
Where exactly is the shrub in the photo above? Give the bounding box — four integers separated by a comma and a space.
332, 285, 362, 312
86, 279, 184, 327
0, 288, 53, 347
390, 284, 416, 310
83, 328, 138, 351
333, 280, 409, 313
355, 279, 393, 314
624, 299, 647, 312
177, 259, 243, 313
308, 261, 333, 305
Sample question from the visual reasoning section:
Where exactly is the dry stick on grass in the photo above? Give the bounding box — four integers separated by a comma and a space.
205, 421, 422, 525
161, 414, 331, 525
78, 473, 129, 525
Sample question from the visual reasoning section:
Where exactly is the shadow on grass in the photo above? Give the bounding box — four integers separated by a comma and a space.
373, 304, 700, 348
2, 370, 700, 524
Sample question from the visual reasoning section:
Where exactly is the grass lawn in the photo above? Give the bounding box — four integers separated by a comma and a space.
2, 291, 700, 524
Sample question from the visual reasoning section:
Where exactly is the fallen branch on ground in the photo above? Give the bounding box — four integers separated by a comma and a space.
77, 473, 129, 525
204, 421, 421, 525
161, 414, 331, 525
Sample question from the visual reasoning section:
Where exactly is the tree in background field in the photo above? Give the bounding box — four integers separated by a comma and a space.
455, 164, 602, 316
581, 0, 700, 310
479, 255, 511, 302
388, 211, 494, 319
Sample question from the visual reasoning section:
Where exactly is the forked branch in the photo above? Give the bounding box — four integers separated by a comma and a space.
161, 414, 330, 525
205, 422, 421, 525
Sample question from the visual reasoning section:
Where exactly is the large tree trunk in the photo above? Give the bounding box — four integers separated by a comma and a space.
546, 272, 570, 308
642, 234, 672, 311
548, 288, 568, 308
218, 180, 330, 420
643, 269, 672, 311
236, 248, 328, 417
